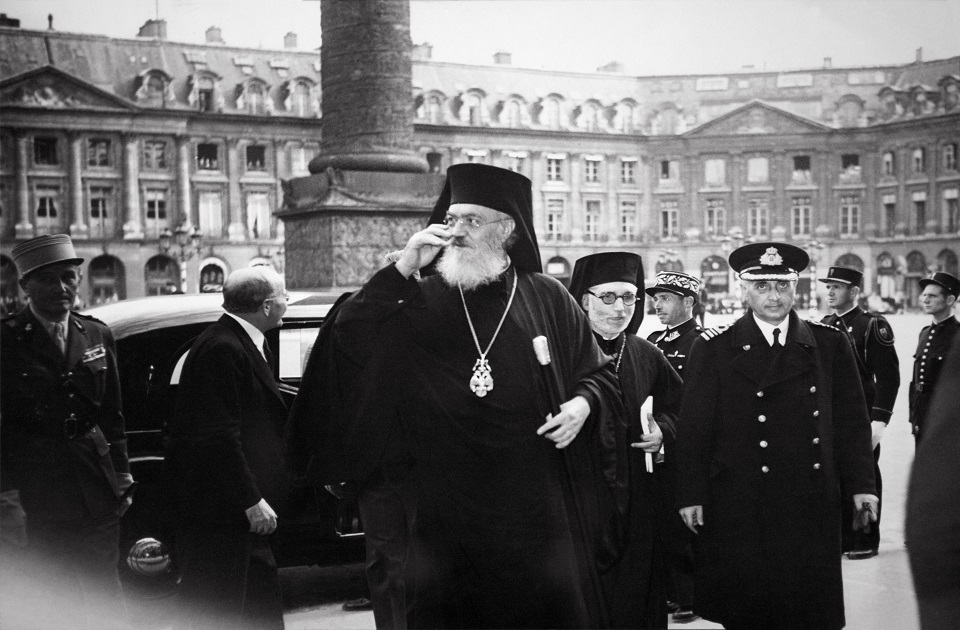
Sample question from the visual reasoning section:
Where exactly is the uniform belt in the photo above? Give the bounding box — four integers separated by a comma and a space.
62, 413, 98, 440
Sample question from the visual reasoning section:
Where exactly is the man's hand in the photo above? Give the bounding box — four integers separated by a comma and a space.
852, 493, 879, 522
680, 506, 703, 534
394, 225, 453, 278
537, 396, 590, 449
870, 421, 886, 450
245, 498, 278, 535
630, 413, 663, 453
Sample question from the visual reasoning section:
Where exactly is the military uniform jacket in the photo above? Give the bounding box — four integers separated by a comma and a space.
646, 317, 701, 377
821, 306, 900, 423
910, 315, 959, 440
1, 308, 128, 521
676, 311, 875, 628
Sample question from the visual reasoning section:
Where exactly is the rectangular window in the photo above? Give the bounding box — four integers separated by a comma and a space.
704, 199, 726, 236
791, 197, 812, 237
620, 160, 636, 185
246, 192, 271, 238
584, 159, 600, 184
144, 189, 167, 238
619, 200, 637, 240
584, 200, 601, 241
87, 139, 111, 167
792, 155, 812, 185
882, 194, 897, 237
143, 140, 168, 170
33, 137, 59, 166
704, 159, 726, 186
660, 159, 679, 182
660, 200, 678, 238
197, 143, 219, 170
35, 186, 60, 232
747, 199, 768, 237
746, 157, 769, 184
839, 195, 860, 236
505, 154, 525, 173
840, 154, 861, 183
246, 145, 267, 171
291, 147, 312, 176
198, 191, 223, 236
946, 193, 959, 233
915, 200, 926, 231
545, 199, 564, 240
943, 144, 957, 171
88, 186, 114, 238
547, 158, 564, 182
198, 88, 214, 112
882, 152, 895, 177
912, 148, 926, 173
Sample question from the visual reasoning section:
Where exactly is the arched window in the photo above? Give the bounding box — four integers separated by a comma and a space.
88, 255, 125, 305
135, 69, 173, 108
504, 99, 522, 128
200, 261, 227, 293
651, 106, 680, 135
833, 253, 865, 272
426, 94, 443, 124
700, 255, 729, 295
836, 96, 863, 127
545, 256, 571, 288
292, 82, 311, 117
577, 101, 601, 132
614, 101, 639, 133
540, 96, 562, 129
145, 255, 180, 296
937, 249, 959, 276
0, 255, 21, 316
247, 82, 265, 115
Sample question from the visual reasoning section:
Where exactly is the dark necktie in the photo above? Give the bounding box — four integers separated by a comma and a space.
772, 328, 783, 349
262, 340, 274, 367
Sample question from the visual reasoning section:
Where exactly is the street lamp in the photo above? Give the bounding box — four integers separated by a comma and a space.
159, 224, 203, 293
806, 239, 827, 317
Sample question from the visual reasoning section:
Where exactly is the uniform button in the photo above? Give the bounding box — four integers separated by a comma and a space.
678, 365, 683, 370
761, 466, 770, 473
758, 415, 767, 422
397, 299, 404, 304
66, 371, 73, 377
757, 391, 764, 398
68, 393, 75, 399
813, 463, 821, 470
813, 410, 820, 417
810, 386, 817, 393
760, 440, 768, 448
812, 437, 820, 445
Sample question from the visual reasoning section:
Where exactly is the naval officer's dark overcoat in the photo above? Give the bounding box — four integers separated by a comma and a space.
676, 310, 876, 629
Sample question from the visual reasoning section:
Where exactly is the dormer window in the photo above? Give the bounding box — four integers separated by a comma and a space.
135, 69, 173, 108
614, 100, 640, 133
458, 91, 488, 126
540, 96, 563, 129
189, 71, 224, 113
577, 101, 601, 132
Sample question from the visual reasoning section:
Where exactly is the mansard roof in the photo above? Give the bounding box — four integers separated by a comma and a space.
683, 99, 832, 137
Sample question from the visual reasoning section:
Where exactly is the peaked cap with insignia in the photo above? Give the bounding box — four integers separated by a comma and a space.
568, 251, 645, 335
645, 270, 701, 300
818, 266, 863, 287
919, 271, 960, 298
11, 234, 84, 278
729, 241, 809, 281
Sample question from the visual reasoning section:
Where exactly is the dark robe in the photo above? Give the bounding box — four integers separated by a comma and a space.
288, 264, 621, 629
595, 332, 682, 629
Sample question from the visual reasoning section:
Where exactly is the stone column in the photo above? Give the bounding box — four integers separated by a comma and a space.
772, 150, 786, 233
177, 136, 193, 228
122, 134, 143, 240
69, 133, 88, 239
227, 139, 245, 241
569, 153, 582, 241
730, 151, 742, 231
15, 134, 33, 238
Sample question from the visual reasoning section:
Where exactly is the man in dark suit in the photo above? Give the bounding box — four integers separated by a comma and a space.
165, 265, 290, 630
1, 234, 132, 629
910, 271, 959, 445
677, 242, 877, 630
645, 270, 702, 624
819, 266, 900, 560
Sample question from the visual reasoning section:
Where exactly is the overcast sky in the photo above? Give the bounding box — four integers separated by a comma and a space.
5, 0, 959, 75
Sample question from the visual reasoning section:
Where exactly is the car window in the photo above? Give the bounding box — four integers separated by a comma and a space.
278, 325, 321, 381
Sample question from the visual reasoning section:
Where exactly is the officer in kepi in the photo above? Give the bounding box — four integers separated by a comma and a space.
819, 266, 900, 561
1, 234, 133, 629
910, 271, 960, 444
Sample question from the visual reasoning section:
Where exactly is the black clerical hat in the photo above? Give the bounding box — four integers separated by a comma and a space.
645, 271, 701, 300
425, 163, 541, 273
819, 266, 863, 287
919, 271, 960, 298
568, 252, 645, 335
729, 242, 809, 281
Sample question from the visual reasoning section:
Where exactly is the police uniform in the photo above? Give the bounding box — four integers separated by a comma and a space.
0, 235, 130, 627
910, 272, 960, 443
677, 243, 876, 629
819, 266, 900, 557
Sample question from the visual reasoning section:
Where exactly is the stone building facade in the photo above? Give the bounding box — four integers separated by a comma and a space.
1, 18, 957, 310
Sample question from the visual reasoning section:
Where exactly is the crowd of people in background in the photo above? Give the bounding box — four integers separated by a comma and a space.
2, 163, 959, 630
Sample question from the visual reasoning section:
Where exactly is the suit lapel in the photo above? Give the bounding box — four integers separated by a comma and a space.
218, 315, 285, 407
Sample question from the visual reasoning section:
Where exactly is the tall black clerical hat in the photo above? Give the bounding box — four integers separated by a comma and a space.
425, 163, 541, 273
729, 241, 809, 281
818, 266, 863, 287
568, 252, 645, 335
919, 271, 960, 298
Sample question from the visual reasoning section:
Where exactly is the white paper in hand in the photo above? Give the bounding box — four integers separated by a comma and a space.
641, 396, 654, 473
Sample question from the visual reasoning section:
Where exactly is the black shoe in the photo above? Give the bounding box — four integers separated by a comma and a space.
846, 549, 879, 560
672, 608, 699, 623
342, 597, 373, 611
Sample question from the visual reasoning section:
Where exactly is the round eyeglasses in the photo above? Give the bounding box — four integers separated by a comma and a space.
587, 290, 638, 306
442, 215, 508, 229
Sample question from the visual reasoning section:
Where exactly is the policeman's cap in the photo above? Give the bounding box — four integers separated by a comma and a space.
11, 234, 84, 279
819, 266, 863, 288
729, 242, 809, 281
919, 272, 960, 298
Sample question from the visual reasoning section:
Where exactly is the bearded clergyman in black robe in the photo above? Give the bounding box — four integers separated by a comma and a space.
568, 252, 683, 629
288, 163, 622, 629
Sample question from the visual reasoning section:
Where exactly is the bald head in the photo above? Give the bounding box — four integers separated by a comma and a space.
223, 266, 285, 315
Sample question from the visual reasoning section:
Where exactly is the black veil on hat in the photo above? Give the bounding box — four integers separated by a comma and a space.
424, 163, 542, 273
568, 252, 645, 335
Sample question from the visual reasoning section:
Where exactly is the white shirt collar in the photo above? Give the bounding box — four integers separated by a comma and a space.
838, 305, 858, 318
225, 312, 267, 360
29, 303, 69, 339
752, 312, 790, 347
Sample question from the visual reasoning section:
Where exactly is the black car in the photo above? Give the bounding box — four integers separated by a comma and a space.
82, 292, 364, 598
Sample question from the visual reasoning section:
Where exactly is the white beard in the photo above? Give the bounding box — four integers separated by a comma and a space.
437, 235, 509, 291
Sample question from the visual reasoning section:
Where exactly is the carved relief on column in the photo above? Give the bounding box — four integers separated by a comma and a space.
122, 134, 143, 240
69, 133, 89, 239
15, 134, 33, 238
226, 138, 245, 241
176, 136, 193, 229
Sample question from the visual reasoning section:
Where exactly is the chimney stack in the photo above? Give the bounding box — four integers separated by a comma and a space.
597, 60, 624, 73
823, 57, 832, 69
412, 42, 432, 61
138, 19, 167, 40
284, 32, 298, 49
915, 47, 923, 63
206, 26, 224, 44
493, 51, 512, 66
